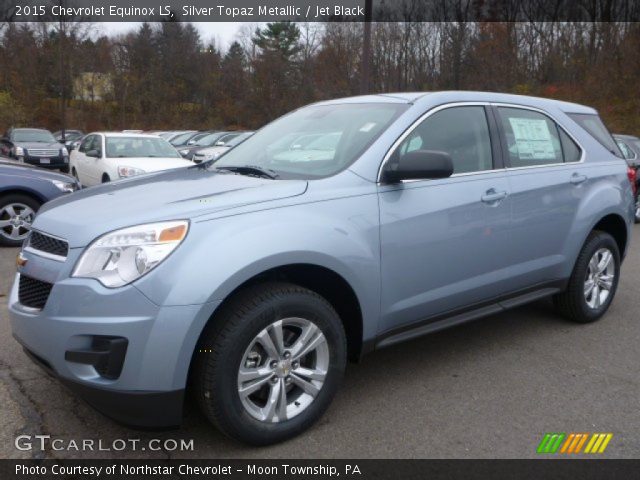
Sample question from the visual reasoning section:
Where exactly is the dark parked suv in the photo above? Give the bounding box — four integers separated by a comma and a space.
1, 128, 70, 173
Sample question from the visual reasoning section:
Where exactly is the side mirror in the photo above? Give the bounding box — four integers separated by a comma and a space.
215, 141, 225, 146
383, 150, 454, 183
86, 149, 100, 158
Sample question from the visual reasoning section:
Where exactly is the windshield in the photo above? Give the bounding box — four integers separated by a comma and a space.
105, 136, 181, 158
225, 132, 253, 147
170, 132, 196, 145
13, 129, 56, 143
195, 132, 225, 146
213, 103, 407, 178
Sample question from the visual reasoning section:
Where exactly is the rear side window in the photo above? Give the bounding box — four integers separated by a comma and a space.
568, 113, 622, 157
497, 107, 567, 167
394, 106, 493, 174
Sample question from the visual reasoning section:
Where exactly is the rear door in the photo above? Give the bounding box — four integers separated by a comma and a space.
493, 105, 584, 289
378, 104, 513, 334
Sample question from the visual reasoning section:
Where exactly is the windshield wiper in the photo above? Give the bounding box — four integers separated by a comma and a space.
215, 165, 279, 179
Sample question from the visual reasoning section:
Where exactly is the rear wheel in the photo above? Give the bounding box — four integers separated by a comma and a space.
0, 194, 40, 247
59, 165, 69, 174
101, 173, 110, 183
193, 282, 346, 445
554, 231, 620, 323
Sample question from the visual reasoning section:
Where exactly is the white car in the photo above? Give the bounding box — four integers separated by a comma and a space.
70, 132, 193, 186
191, 131, 254, 164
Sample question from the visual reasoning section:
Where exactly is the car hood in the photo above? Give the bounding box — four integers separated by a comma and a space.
33, 167, 308, 248
16, 142, 61, 150
0, 160, 75, 182
107, 157, 194, 171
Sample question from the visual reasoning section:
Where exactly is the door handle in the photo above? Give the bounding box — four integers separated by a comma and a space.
481, 189, 508, 204
570, 173, 588, 185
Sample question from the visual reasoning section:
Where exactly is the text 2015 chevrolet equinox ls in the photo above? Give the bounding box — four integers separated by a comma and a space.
9, 92, 634, 445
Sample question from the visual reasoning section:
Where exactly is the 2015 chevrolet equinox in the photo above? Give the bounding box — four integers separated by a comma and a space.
10, 92, 634, 445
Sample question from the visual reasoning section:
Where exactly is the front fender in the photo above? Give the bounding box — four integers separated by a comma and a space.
134, 193, 381, 339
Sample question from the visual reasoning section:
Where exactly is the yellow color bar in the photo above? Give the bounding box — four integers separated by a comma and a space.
597, 434, 613, 453
584, 434, 599, 453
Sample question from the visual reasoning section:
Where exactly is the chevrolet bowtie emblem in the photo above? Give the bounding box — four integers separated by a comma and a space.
16, 253, 28, 268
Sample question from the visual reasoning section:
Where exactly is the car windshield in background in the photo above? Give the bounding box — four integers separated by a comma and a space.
212, 103, 407, 179
170, 132, 196, 145
195, 132, 225, 146
13, 130, 56, 143
225, 132, 253, 147
105, 136, 181, 158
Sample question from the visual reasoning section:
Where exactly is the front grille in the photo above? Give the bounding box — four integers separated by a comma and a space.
29, 231, 69, 258
28, 149, 60, 157
18, 275, 53, 310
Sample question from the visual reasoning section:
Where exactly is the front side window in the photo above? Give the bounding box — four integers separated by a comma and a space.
79, 135, 93, 153
213, 103, 407, 179
393, 106, 493, 175
105, 136, 181, 159
498, 107, 581, 167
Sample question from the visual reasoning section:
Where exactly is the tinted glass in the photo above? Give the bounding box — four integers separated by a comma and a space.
12, 129, 56, 143
498, 108, 563, 167
568, 113, 622, 157
79, 135, 93, 153
105, 136, 181, 158
214, 103, 407, 179
395, 106, 493, 174
616, 141, 636, 160
559, 128, 582, 162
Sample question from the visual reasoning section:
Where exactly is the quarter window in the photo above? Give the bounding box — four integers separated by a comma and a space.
498, 107, 580, 167
394, 106, 494, 175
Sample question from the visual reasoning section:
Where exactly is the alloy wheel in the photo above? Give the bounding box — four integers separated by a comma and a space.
584, 248, 615, 309
0, 203, 35, 242
237, 317, 329, 423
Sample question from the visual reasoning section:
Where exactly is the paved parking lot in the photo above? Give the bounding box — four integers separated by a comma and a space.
1, 228, 639, 459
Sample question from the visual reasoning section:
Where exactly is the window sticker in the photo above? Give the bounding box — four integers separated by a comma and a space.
508, 117, 556, 160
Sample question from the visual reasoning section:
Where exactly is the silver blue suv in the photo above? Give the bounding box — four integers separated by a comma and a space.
9, 92, 635, 445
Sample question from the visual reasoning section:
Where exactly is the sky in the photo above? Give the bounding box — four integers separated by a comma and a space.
96, 22, 257, 50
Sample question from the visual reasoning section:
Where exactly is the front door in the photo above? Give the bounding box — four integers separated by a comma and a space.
378, 105, 513, 334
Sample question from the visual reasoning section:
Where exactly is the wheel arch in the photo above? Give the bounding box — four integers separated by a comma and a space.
0, 187, 47, 204
590, 213, 628, 260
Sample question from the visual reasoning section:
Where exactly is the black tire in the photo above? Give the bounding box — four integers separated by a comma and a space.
192, 282, 347, 445
101, 174, 110, 183
71, 167, 79, 180
553, 231, 620, 323
59, 165, 69, 174
0, 193, 41, 247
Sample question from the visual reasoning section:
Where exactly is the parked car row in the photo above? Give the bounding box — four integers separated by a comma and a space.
613, 134, 640, 223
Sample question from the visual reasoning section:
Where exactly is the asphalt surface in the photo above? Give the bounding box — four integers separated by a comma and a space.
1, 228, 639, 459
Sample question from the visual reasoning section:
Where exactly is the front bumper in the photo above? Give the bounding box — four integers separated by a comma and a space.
23, 154, 68, 169
9, 249, 220, 427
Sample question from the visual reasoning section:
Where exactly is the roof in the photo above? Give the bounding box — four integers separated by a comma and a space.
613, 134, 639, 140
315, 90, 597, 114
91, 132, 165, 138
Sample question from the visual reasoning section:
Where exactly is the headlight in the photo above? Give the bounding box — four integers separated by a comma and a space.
118, 165, 146, 178
61, 147, 69, 156
73, 221, 189, 288
51, 180, 76, 193
15, 146, 24, 156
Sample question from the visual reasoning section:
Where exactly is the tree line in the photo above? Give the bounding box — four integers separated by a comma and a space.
0, 20, 638, 135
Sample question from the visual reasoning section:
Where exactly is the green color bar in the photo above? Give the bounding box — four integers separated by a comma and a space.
537, 433, 552, 453
549, 433, 566, 453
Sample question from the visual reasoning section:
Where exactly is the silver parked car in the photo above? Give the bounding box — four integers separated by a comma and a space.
613, 134, 640, 222
9, 92, 635, 445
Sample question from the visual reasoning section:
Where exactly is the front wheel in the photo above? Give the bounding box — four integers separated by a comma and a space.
554, 231, 620, 323
193, 282, 346, 445
0, 194, 40, 247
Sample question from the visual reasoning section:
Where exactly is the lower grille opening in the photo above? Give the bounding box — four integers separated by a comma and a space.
18, 275, 53, 310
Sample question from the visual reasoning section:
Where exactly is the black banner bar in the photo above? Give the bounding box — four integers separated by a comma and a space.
2, 0, 640, 22
2, 460, 640, 480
